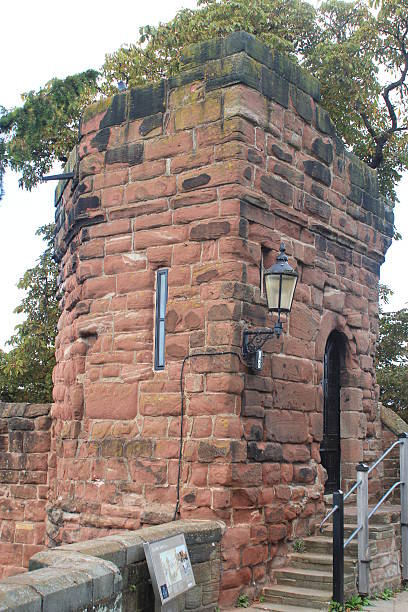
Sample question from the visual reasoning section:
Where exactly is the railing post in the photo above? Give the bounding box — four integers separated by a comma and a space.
399, 433, 408, 583
357, 462, 370, 595
333, 490, 344, 606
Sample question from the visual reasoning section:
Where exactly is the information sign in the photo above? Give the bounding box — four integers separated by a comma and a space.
144, 533, 195, 610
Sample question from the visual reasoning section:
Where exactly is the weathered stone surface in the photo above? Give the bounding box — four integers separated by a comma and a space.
291, 86, 313, 123
304, 193, 331, 220
260, 174, 293, 204
100, 93, 127, 129
182, 173, 211, 191
247, 442, 282, 462
139, 113, 163, 137
303, 159, 331, 186
265, 411, 309, 443
270, 144, 292, 164
105, 143, 143, 166
129, 82, 166, 121
312, 137, 333, 165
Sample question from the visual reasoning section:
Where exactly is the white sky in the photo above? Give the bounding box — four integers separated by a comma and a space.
0, 0, 407, 350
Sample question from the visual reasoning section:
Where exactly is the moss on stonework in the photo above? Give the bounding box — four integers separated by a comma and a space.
82, 97, 112, 124
181, 31, 320, 101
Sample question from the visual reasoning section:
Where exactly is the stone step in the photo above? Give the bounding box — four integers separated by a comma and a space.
322, 522, 396, 540
303, 535, 376, 556
343, 504, 400, 525
288, 552, 356, 573
263, 585, 330, 610
274, 566, 354, 591
322, 503, 400, 526
252, 603, 324, 612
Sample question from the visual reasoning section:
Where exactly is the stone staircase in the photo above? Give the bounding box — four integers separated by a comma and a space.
251, 504, 401, 612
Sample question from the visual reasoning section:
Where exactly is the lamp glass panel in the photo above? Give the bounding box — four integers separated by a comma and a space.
280, 274, 297, 311
264, 274, 281, 311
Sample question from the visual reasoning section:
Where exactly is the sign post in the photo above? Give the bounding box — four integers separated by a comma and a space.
143, 533, 196, 611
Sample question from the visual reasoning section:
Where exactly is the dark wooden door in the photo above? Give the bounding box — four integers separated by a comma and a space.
321, 333, 341, 494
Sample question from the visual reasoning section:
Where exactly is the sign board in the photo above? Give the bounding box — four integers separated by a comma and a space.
143, 533, 195, 609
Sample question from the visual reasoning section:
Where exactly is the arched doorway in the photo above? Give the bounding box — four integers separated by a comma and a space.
321, 331, 345, 494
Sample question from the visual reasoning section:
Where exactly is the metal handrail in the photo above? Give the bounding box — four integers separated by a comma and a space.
320, 439, 402, 532
368, 481, 401, 521
329, 434, 408, 606
344, 524, 362, 549
343, 481, 401, 548
367, 440, 402, 476
319, 481, 361, 531
319, 504, 339, 530
344, 480, 361, 501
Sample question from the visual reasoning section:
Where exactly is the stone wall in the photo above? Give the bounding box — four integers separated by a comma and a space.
380, 404, 408, 503
0, 519, 223, 611
50, 32, 393, 604
0, 402, 52, 578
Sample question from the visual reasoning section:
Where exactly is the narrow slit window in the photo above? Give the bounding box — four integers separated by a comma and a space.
154, 269, 168, 370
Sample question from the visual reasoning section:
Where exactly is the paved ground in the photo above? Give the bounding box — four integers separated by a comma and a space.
223, 589, 408, 611
365, 590, 408, 611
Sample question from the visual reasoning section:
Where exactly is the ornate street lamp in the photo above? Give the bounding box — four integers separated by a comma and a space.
242, 242, 298, 371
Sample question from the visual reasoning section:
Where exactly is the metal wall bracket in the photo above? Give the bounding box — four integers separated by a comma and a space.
242, 321, 282, 371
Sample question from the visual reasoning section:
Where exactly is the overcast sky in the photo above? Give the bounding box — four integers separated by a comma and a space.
0, 0, 407, 350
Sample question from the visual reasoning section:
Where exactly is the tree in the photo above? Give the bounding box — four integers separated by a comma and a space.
0, 224, 59, 403
376, 284, 408, 419
0, 70, 99, 195
1, 0, 407, 202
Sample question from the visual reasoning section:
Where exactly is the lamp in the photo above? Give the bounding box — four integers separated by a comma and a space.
242, 242, 298, 371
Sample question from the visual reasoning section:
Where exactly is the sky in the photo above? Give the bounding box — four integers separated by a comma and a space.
0, 0, 407, 350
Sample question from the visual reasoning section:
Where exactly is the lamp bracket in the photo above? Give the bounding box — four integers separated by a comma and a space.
242, 321, 282, 365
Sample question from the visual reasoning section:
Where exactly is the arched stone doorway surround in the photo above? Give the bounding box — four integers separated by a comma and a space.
315, 312, 366, 496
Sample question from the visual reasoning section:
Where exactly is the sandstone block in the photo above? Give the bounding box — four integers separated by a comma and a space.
85, 383, 138, 419
265, 410, 308, 443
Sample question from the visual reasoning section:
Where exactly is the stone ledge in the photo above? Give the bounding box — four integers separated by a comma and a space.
33, 519, 225, 570
0, 556, 121, 612
381, 403, 408, 436
180, 31, 320, 101
0, 520, 223, 611
0, 403, 51, 419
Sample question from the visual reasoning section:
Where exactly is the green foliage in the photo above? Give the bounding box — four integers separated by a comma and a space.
379, 587, 394, 600
1, 0, 408, 202
345, 594, 369, 610
102, 0, 317, 94
329, 602, 344, 612
0, 224, 59, 403
305, 0, 408, 201
0, 70, 99, 197
236, 592, 251, 607
293, 537, 306, 552
329, 593, 371, 611
376, 284, 408, 419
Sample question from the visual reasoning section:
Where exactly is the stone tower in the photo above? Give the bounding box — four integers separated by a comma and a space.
51, 32, 393, 605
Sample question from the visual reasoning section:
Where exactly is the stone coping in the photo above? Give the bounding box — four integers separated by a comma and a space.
0, 519, 224, 611
381, 402, 408, 436
0, 402, 51, 419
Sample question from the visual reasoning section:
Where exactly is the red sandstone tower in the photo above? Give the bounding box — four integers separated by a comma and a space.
51, 32, 393, 604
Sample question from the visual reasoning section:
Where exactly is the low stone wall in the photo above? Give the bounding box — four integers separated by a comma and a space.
381, 404, 408, 503
0, 519, 223, 611
369, 522, 401, 594
0, 402, 52, 578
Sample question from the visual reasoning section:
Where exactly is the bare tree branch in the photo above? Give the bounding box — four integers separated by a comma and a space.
357, 32, 408, 169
